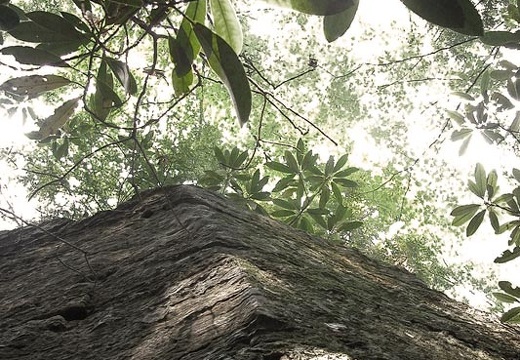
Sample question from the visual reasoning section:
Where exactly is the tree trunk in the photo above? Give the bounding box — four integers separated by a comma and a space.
1, 185, 519, 359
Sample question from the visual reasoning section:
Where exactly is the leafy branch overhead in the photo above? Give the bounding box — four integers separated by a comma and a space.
202, 139, 362, 236
0, 0, 488, 134
451, 163, 520, 322
445, 0, 520, 319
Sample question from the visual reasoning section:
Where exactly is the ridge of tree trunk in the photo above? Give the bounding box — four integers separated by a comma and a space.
1, 185, 519, 359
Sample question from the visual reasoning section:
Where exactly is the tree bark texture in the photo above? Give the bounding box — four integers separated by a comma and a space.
1, 185, 519, 359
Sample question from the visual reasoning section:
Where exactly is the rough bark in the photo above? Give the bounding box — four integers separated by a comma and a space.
1, 185, 519, 360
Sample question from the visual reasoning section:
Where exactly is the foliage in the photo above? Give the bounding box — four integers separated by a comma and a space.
0, 0, 513, 319
448, 1, 520, 322
201, 138, 362, 235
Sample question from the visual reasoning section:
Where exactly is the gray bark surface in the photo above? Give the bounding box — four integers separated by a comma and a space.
0, 185, 519, 359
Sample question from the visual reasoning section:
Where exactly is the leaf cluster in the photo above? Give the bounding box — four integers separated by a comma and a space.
452, 163, 520, 322
201, 139, 362, 236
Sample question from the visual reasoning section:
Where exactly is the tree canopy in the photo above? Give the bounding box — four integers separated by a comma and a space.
1, 0, 520, 321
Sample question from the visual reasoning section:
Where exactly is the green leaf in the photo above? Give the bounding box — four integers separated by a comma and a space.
495, 193, 514, 204
495, 246, 520, 264
229, 178, 243, 194
480, 31, 520, 47
480, 70, 490, 97
271, 209, 295, 218
273, 175, 296, 192
508, 79, 520, 101
229, 147, 239, 165
104, 56, 137, 95
266, 161, 294, 174
331, 181, 343, 202
497, 220, 520, 234
499, 281, 520, 298
169, 35, 192, 80
513, 187, 520, 208
0, 46, 67, 67
32, 96, 81, 140
9, 12, 83, 43
209, 0, 243, 54
232, 149, 248, 168
60, 11, 90, 33
466, 209, 485, 236
333, 178, 357, 188
54, 137, 69, 160
26, 11, 82, 36
458, 135, 471, 156
171, 1, 205, 75
214, 146, 226, 165
299, 215, 313, 232
487, 170, 498, 199
323, 0, 359, 43
501, 306, 520, 323
325, 156, 334, 176
482, 130, 505, 145
301, 150, 317, 170
262, 0, 355, 15
256, 174, 269, 191
452, 91, 475, 101
474, 163, 487, 198
334, 204, 348, 221
307, 208, 329, 216
339, 221, 363, 232
250, 169, 260, 192
308, 164, 323, 176
446, 110, 465, 125
250, 191, 270, 201
490, 70, 513, 81
498, 60, 518, 71
512, 224, 520, 246
510, 111, 520, 132
0, 5, 20, 30
36, 39, 87, 56
297, 177, 305, 200
451, 128, 472, 141
173, 0, 206, 77
0, 74, 70, 98
489, 209, 500, 233
171, 68, 194, 96
506, 198, 520, 214
193, 23, 251, 125
334, 167, 358, 178
493, 292, 519, 304
272, 198, 298, 210
450, 204, 480, 217
307, 210, 328, 230
514, 168, 520, 183
91, 59, 121, 121
400, 0, 483, 36
451, 205, 480, 226
332, 153, 349, 173
319, 186, 330, 209
285, 150, 299, 173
